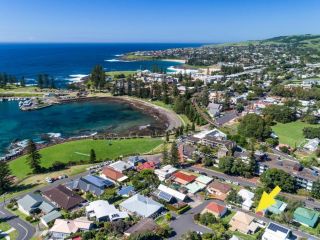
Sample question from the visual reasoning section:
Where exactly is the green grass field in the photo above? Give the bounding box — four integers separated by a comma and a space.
105, 71, 136, 77
9, 138, 163, 179
271, 121, 315, 147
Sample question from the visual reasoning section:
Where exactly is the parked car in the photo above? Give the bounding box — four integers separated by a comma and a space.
45, 177, 54, 183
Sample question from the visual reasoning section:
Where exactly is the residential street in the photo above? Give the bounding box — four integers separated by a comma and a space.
0, 204, 35, 240
189, 165, 320, 209
169, 198, 319, 240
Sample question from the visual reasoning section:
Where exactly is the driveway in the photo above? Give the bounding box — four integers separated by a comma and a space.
169, 200, 212, 239
0, 205, 35, 240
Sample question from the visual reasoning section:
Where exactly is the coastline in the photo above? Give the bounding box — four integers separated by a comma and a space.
66, 96, 182, 132
160, 58, 186, 64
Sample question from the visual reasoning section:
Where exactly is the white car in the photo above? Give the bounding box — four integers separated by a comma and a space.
226, 204, 233, 209
45, 177, 53, 183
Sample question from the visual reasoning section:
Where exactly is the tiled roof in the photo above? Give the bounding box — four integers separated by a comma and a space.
102, 166, 124, 181
205, 202, 226, 214
136, 161, 157, 171
173, 171, 197, 183
208, 181, 232, 194
43, 185, 85, 210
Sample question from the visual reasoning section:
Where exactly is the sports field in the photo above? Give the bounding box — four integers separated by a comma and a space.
9, 137, 163, 179
271, 121, 314, 147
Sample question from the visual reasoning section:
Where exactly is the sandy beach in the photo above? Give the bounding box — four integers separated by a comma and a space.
160, 59, 186, 64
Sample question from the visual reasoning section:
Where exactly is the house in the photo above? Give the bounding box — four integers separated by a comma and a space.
229, 211, 259, 234
157, 184, 186, 202
267, 200, 287, 215
293, 207, 319, 227
49, 218, 93, 239
217, 146, 229, 158
40, 210, 62, 227
109, 160, 132, 173
42, 185, 85, 211
128, 156, 145, 167
117, 186, 135, 197
178, 144, 196, 162
207, 103, 222, 118
262, 222, 291, 240
120, 194, 163, 218
172, 171, 197, 185
201, 202, 227, 218
155, 165, 177, 181
186, 182, 206, 194
65, 175, 114, 196
124, 218, 158, 237
136, 161, 158, 171
238, 189, 254, 210
304, 138, 320, 152
207, 181, 232, 200
86, 200, 128, 222
195, 175, 213, 185
101, 166, 128, 183
17, 193, 56, 216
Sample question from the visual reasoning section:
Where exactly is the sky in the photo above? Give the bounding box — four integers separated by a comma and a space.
0, 0, 320, 43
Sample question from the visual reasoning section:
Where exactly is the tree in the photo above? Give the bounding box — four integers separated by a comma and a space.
260, 169, 296, 193
89, 149, 96, 163
199, 212, 217, 226
91, 65, 106, 90
162, 143, 169, 165
226, 189, 243, 205
0, 161, 12, 195
191, 122, 195, 131
311, 180, 320, 199
170, 141, 179, 167
180, 231, 202, 240
262, 105, 296, 123
165, 131, 170, 142
218, 156, 235, 174
238, 113, 271, 140
26, 140, 42, 173
200, 87, 210, 107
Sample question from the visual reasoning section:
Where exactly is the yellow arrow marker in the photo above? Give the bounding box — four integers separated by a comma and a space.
256, 186, 281, 212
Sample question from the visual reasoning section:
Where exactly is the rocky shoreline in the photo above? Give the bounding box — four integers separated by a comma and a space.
63, 96, 182, 135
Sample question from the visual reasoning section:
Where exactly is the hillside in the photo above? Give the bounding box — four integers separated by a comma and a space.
214, 34, 320, 50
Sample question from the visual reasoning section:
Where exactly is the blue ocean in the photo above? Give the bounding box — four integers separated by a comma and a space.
0, 43, 201, 86
0, 43, 201, 155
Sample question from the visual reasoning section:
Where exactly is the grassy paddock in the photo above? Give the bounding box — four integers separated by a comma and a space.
271, 121, 315, 147
9, 138, 163, 179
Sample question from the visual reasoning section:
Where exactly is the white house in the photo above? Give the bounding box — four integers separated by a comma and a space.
86, 200, 128, 222
238, 189, 254, 211
304, 138, 320, 152
262, 222, 291, 240
157, 184, 186, 202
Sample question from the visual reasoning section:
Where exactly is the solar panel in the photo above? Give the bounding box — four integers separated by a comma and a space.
268, 223, 289, 234
158, 191, 172, 202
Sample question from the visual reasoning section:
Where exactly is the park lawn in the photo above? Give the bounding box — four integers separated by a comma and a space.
105, 71, 136, 77
271, 121, 315, 148
9, 138, 163, 179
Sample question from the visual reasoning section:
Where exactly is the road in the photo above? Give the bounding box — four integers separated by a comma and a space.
189, 165, 320, 209
0, 154, 162, 240
0, 205, 35, 240
169, 200, 212, 239
169, 198, 319, 240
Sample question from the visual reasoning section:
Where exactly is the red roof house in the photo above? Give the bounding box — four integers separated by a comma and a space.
172, 171, 197, 185
201, 202, 227, 218
101, 167, 128, 182
136, 161, 158, 171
